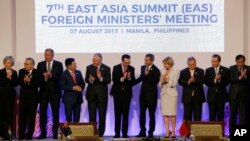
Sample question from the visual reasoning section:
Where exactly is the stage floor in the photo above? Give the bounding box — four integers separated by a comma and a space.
3, 136, 230, 141
4, 136, 191, 141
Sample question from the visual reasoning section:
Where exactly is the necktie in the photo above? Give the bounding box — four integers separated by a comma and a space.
47, 62, 51, 72
238, 68, 242, 76
71, 71, 76, 84
123, 67, 127, 74
146, 66, 149, 71
215, 68, 219, 75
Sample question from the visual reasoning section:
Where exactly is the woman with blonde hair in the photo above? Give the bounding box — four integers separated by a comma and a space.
160, 57, 179, 138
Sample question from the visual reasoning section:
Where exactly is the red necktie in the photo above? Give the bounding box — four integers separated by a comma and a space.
123, 67, 127, 74
71, 71, 76, 84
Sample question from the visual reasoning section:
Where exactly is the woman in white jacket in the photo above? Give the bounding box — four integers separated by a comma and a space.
160, 57, 179, 138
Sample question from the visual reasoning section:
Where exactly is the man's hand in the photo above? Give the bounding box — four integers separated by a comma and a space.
127, 71, 131, 79
24, 75, 31, 83
240, 69, 247, 79
43, 72, 52, 80
123, 71, 128, 80
215, 74, 221, 81
73, 86, 82, 92
188, 77, 195, 85
97, 70, 102, 79
89, 74, 95, 82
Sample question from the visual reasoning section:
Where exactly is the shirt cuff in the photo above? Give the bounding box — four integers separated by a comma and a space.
120, 77, 124, 82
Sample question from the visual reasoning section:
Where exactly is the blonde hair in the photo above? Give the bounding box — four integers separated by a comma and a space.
162, 56, 174, 67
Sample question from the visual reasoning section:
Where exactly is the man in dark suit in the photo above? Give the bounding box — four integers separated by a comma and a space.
61, 58, 85, 123
134, 54, 160, 138
37, 48, 63, 139
178, 57, 205, 121
18, 58, 41, 140
205, 54, 229, 121
110, 54, 135, 138
229, 55, 249, 125
0, 56, 18, 140
85, 53, 111, 137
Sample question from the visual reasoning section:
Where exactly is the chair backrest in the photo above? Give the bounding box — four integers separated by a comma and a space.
186, 121, 224, 138
59, 122, 98, 140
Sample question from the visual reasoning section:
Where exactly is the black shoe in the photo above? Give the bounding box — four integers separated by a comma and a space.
3, 137, 10, 140
113, 135, 120, 138
148, 134, 154, 138
18, 137, 25, 140
122, 135, 129, 138
136, 133, 146, 138
26, 136, 32, 140
53, 136, 58, 139
37, 135, 46, 139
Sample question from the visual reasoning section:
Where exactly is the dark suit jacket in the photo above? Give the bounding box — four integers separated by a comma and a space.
37, 60, 63, 98
205, 66, 229, 103
178, 67, 205, 104
110, 64, 135, 99
229, 65, 250, 101
0, 68, 18, 96
61, 70, 85, 104
18, 68, 42, 101
85, 64, 111, 102
134, 64, 160, 102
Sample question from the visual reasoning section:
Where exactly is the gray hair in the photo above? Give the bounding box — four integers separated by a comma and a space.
3, 56, 15, 66
44, 48, 54, 55
162, 56, 174, 67
93, 53, 103, 60
187, 56, 196, 62
25, 57, 35, 65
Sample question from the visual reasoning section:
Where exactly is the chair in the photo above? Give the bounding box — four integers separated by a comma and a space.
59, 122, 100, 141
186, 121, 228, 141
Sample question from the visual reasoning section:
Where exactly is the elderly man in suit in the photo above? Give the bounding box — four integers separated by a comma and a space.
18, 58, 42, 140
205, 54, 229, 121
178, 57, 205, 121
61, 58, 85, 123
85, 53, 111, 137
37, 48, 63, 139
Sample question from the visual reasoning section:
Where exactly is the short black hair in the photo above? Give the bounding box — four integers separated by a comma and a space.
212, 54, 221, 62
121, 54, 131, 61
145, 53, 154, 61
65, 58, 75, 68
235, 54, 245, 62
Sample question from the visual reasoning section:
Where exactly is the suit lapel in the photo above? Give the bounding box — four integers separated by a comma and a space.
67, 70, 75, 84
75, 71, 79, 84
51, 61, 55, 72
211, 68, 216, 78
119, 64, 123, 76
43, 61, 47, 72
218, 67, 223, 76
187, 68, 191, 78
